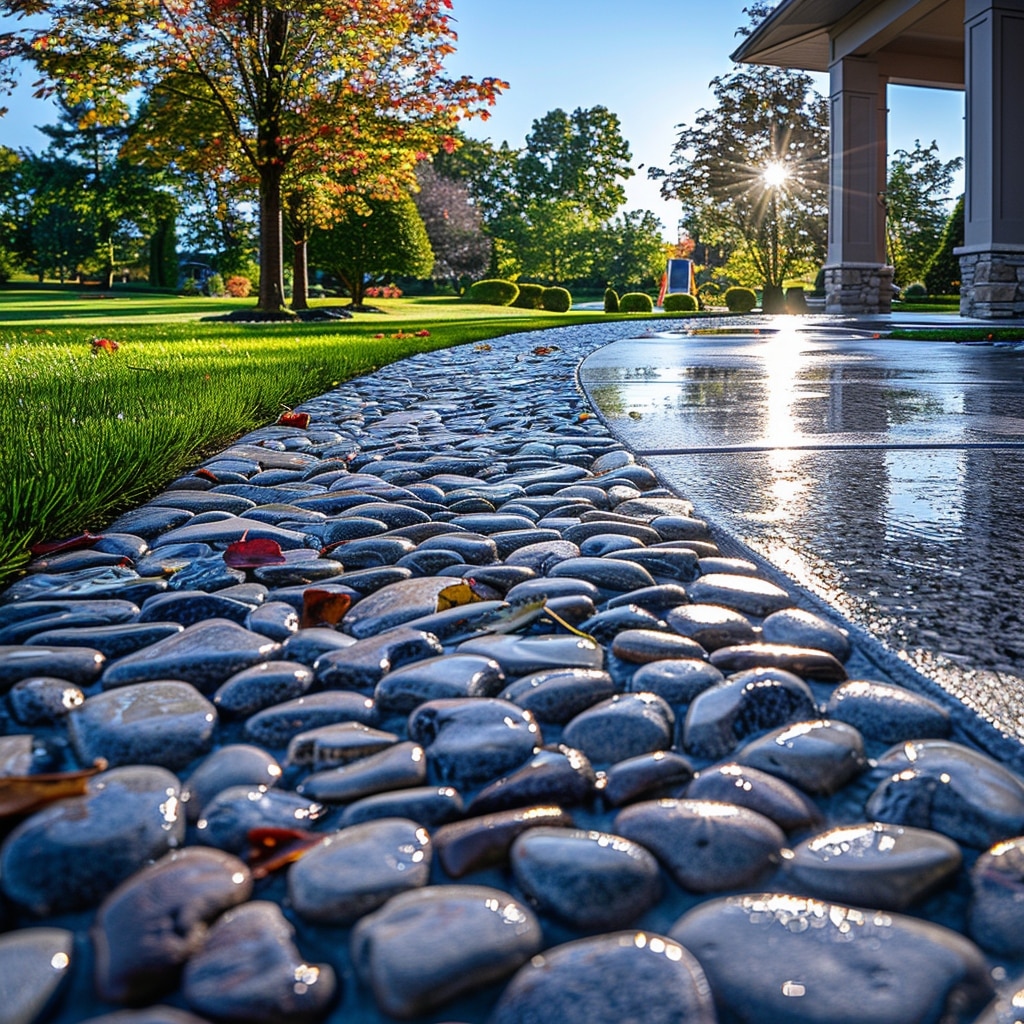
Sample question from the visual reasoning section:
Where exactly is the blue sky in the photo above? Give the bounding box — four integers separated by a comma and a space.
1, 0, 966, 237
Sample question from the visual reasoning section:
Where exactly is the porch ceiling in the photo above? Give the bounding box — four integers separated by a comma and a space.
732, 0, 964, 84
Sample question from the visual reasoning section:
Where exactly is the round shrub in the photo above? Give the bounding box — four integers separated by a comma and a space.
663, 292, 698, 312
619, 292, 654, 313
903, 282, 928, 299
225, 275, 252, 298
724, 287, 757, 313
785, 286, 809, 313
604, 287, 620, 313
541, 286, 572, 313
512, 283, 545, 309
468, 279, 519, 306
206, 273, 225, 297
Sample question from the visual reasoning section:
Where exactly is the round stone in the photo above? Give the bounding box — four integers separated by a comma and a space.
69, 681, 217, 771
614, 798, 784, 892
510, 826, 662, 929
93, 847, 253, 1003
562, 693, 675, 766
1, 766, 185, 916
490, 931, 717, 1024
0, 927, 74, 1024
784, 822, 962, 910
669, 893, 993, 1024
288, 818, 431, 925
182, 901, 336, 1023
350, 885, 543, 1019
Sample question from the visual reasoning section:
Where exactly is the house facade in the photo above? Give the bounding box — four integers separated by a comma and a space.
733, 0, 1024, 319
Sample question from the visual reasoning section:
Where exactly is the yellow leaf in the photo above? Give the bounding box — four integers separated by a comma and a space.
435, 581, 484, 612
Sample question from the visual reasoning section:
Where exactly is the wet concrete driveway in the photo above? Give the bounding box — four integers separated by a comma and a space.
580, 318, 1024, 743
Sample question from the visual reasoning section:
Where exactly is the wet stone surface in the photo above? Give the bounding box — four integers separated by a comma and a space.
1, 321, 1023, 1023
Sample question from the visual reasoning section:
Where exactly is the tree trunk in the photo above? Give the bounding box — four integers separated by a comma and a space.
288, 196, 309, 311
257, 164, 288, 313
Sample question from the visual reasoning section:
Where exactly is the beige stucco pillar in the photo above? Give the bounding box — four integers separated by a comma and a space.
824, 57, 894, 314
957, 0, 1024, 318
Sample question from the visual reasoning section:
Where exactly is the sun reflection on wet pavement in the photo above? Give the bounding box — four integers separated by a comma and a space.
581, 323, 1024, 741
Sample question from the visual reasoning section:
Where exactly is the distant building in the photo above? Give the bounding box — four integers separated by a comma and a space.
734, 0, 1024, 319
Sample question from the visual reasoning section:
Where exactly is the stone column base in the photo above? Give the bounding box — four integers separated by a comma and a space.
823, 263, 894, 314
957, 250, 1024, 319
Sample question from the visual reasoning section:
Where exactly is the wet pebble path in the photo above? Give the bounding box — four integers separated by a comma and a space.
1, 321, 1024, 1024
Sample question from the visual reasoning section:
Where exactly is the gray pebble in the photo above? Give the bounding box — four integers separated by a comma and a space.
490, 931, 717, 1024
510, 826, 662, 929
669, 892, 993, 1024
614, 797, 784, 891
182, 901, 336, 1023
288, 818, 431, 925
1, 766, 185, 915
350, 885, 542, 1018
562, 692, 675, 766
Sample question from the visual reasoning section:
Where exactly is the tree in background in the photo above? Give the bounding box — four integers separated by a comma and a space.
651, 6, 828, 301
34, 103, 174, 287
413, 163, 491, 290
885, 140, 963, 287
924, 194, 965, 296
308, 194, 433, 308
517, 106, 634, 221
1, 1, 503, 315
598, 210, 670, 291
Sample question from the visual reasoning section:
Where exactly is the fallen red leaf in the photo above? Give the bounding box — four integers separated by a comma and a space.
300, 588, 352, 628
246, 827, 323, 880
30, 531, 102, 556
415, 329, 430, 337
277, 410, 311, 429
532, 346, 555, 355
224, 536, 287, 568
0, 759, 107, 819
91, 337, 120, 353
194, 468, 219, 482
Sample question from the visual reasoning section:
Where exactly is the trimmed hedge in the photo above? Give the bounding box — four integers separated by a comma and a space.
663, 292, 698, 312
468, 279, 519, 306
604, 287, 620, 313
724, 287, 757, 313
512, 282, 545, 309
785, 286, 809, 313
903, 282, 928, 298
619, 292, 654, 313
541, 286, 572, 313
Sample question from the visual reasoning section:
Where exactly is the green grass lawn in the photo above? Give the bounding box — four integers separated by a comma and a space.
1, 288, 646, 583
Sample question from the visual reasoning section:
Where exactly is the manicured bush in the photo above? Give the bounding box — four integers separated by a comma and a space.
512, 283, 545, 309
541, 286, 572, 312
618, 292, 654, 313
663, 292, 698, 312
206, 273, 225, 297
925, 195, 964, 296
225, 275, 252, 298
724, 287, 757, 313
468, 279, 519, 306
785, 286, 809, 313
903, 282, 928, 299
604, 287, 620, 313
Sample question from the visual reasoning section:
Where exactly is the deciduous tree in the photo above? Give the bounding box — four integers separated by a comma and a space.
0, 0, 503, 315
308, 193, 433, 308
650, 6, 828, 297
885, 140, 962, 287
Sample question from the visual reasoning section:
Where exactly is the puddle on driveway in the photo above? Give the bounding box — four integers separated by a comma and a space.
581, 325, 1024, 740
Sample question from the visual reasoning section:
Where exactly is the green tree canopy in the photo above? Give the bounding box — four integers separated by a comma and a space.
308, 194, 433, 307
0, 0, 504, 314
651, 11, 828, 293
885, 140, 963, 287
518, 106, 634, 221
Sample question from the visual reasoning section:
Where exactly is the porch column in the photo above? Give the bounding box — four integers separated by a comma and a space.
824, 57, 894, 314
957, 0, 1024, 318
